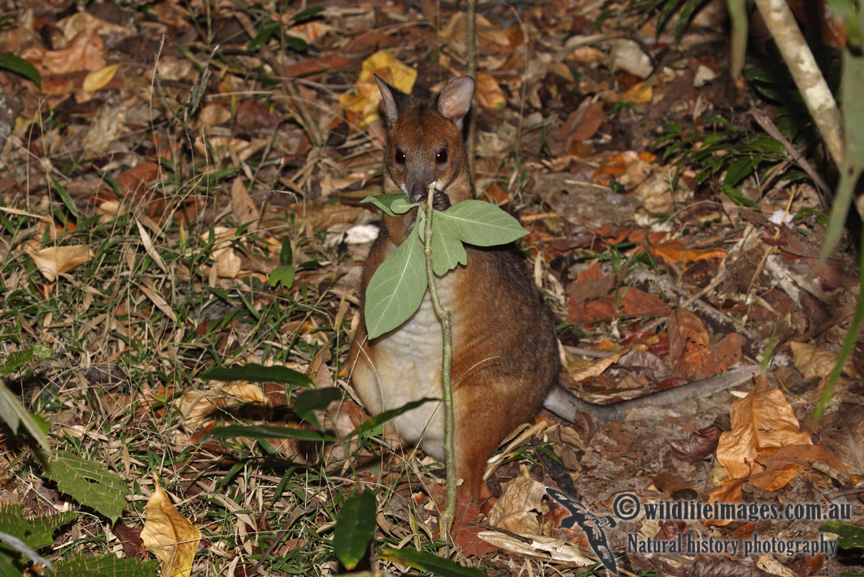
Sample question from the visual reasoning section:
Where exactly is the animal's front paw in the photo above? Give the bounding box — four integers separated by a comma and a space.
433, 191, 451, 211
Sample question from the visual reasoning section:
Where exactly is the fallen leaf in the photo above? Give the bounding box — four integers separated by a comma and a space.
82, 63, 118, 92
475, 72, 507, 110
650, 239, 727, 264
486, 468, 546, 534
338, 50, 417, 126
142, 479, 201, 577
790, 342, 840, 380
28, 245, 93, 282
716, 376, 812, 480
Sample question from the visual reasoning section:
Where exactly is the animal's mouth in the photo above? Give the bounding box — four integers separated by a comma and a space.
405, 181, 443, 204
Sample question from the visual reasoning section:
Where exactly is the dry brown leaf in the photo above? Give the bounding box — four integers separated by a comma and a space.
790, 342, 839, 380
28, 245, 93, 282
716, 376, 812, 480
486, 468, 547, 534
440, 12, 510, 45
140, 281, 177, 323
180, 383, 266, 430
142, 480, 201, 577
41, 29, 106, 74
818, 406, 864, 479
83, 63, 119, 92
231, 178, 260, 230
199, 104, 232, 130
475, 72, 507, 111
56, 11, 129, 42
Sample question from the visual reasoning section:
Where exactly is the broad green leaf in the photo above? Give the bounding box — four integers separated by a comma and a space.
0, 504, 76, 553
724, 156, 756, 188
279, 237, 292, 265
334, 492, 377, 570
293, 388, 342, 430
348, 398, 437, 436
209, 424, 336, 442
44, 452, 130, 524
430, 216, 467, 276
291, 6, 325, 22
49, 176, 79, 219
361, 193, 416, 217
435, 200, 527, 246
269, 264, 295, 289
0, 54, 41, 88
364, 227, 427, 339
201, 363, 314, 387
379, 547, 486, 577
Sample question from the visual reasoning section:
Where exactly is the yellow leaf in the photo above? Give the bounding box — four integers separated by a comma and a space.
83, 63, 119, 92
142, 480, 201, 577
622, 81, 653, 104
475, 72, 506, 111
338, 50, 417, 126
28, 245, 93, 282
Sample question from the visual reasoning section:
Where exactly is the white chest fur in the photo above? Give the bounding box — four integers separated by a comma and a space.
353, 271, 459, 462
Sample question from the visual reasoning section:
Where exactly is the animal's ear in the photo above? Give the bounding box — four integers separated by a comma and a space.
375, 75, 410, 125
437, 77, 475, 128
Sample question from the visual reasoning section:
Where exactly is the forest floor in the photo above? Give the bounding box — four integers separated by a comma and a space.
0, 0, 862, 576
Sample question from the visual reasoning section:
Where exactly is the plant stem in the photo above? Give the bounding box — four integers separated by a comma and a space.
423, 183, 456, 539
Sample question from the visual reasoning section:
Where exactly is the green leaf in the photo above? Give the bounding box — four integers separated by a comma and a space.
290, 6, 325, 22
201, 363, 314, 387
269, 264, 295, 289
43, 452, 130, 524
49, 176, 79, 219
379, 547, 486, 577
0, 504, 76, 552
349, 398, 437, 437
247, 21, 280, 53
430, 216, 467, 276
435, 200, 527, 246
364, 226, 427, 339
821, 521, 864, 550
0, 53, 41, 88
334, 492, 377, 570
0, 343, 51, 376
279, 237, 293, 265
724, 156, 756, 188
361, 193, 416, 217
0, 383, 50, 449
52, 555, 159, 577
209, 424, 337, 442
293, 388, 342, 430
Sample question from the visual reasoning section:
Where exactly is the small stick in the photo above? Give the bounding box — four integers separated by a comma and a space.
423, 183, 456, 539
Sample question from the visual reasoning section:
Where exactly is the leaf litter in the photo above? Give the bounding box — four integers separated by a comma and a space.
0, 0, 861, 575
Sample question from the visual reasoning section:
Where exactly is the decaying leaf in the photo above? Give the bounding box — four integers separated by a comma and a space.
486, 468, 547, 534
790, 342, 841, 380
475, 72, 507, 110
28, 245, 93, 282
716, 375, 812, 480
142, 480, 201, 577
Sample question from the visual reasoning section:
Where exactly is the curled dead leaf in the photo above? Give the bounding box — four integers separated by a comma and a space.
83, 63, 118, 92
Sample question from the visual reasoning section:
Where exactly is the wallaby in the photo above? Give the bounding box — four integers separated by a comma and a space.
348, 75, 758, 502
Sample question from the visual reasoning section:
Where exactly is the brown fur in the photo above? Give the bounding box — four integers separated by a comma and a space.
348, 77, 559, 501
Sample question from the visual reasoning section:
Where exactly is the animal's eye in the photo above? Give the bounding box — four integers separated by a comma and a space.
436, 148, 448, 164
395, 149, 406, 165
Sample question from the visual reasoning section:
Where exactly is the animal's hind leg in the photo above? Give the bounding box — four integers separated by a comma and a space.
453, 374, 546, 502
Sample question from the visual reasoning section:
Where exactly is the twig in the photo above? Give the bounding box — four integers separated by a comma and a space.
423, 183, 456, 539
